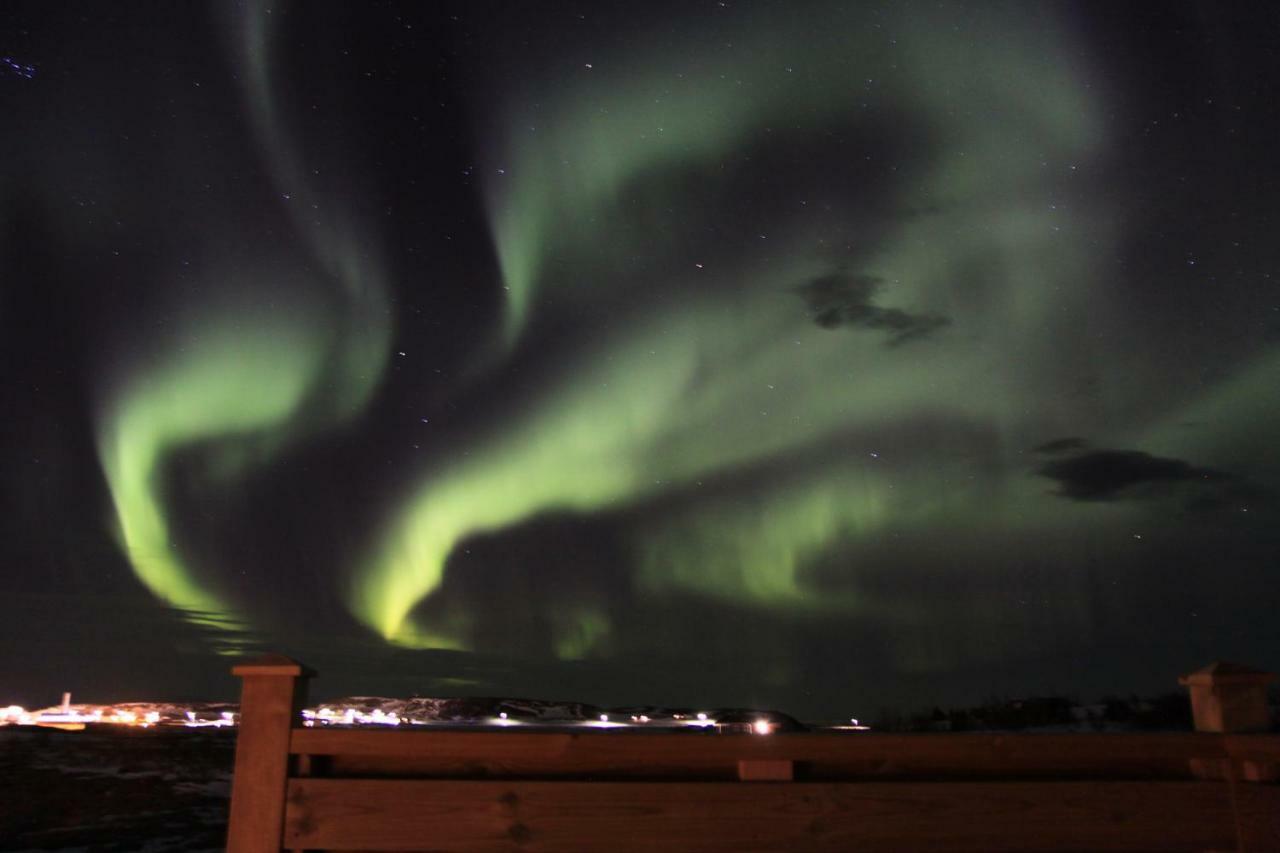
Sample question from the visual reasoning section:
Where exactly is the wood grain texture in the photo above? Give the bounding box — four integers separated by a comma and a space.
1233, 781, 1280, 852
737, 759, 794, 781
283, 778, 1239, 852
1223, 733, 1280, 761
291, 730, 1230, 780
226, 673, 305, 853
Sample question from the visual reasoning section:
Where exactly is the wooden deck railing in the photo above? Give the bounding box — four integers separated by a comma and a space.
225, 655, 1280, 851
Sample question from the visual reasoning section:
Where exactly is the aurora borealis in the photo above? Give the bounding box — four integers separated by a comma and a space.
2, 1, 1278, 716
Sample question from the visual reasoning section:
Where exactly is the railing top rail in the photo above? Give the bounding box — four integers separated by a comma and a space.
281, 728, 1280, 780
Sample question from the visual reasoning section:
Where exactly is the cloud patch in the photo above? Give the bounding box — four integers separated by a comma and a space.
794, 271, 949, 345
1036, 448, 1267, 510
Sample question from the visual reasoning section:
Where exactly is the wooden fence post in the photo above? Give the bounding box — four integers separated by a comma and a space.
1172, 655, 1274, 783
226, 654, 311, 853
1180, 661, 1279, 853
1180, 662, 1275, 781
1180, 662, 1274, 736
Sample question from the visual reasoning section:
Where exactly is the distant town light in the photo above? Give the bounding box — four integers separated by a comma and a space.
753, 719, 773, 735
696, 712, 708, 721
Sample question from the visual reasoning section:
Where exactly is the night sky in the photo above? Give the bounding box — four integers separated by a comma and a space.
2, 1, 1278, 719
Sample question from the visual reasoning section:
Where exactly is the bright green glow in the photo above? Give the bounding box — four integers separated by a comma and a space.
97, 1, 390, 644
97, 298, 326, 643
487, 76, 773, 345
358, 251, 1089, 646
485, 2, 1101, 348
358, 3, 1111, 650
356, 303, 701, 646
636, 475, 888, 604
235, 0, 390, 402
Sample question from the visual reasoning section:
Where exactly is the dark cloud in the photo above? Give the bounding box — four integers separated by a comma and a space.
794, 271, 949, 345
1034, 437, 1089, 454
1036, 448, 1266, 509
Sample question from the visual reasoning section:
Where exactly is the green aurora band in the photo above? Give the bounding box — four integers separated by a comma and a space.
484, 3, 1099, 349
96, 295, 332, 642
355, 4, 1117, 652
95, 2, 390, 647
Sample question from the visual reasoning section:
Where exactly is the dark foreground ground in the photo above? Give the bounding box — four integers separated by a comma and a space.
0, 727, 233, 852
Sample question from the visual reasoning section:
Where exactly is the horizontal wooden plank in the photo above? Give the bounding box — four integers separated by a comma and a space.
290, 730, 1237, 780
284, 778, 1237, 852
737, 759, 793, 781
1234, 781, 1280, 851
1223, 733, 1280, 761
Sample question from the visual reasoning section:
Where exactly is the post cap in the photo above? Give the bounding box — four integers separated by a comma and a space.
1179, 661, 1275, 687
230, 653, 314, 678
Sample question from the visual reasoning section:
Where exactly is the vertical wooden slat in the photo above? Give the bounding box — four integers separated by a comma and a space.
226, 655, 309, 853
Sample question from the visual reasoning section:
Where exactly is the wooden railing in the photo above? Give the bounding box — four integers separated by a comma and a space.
226, 655, 1280, 851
